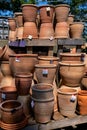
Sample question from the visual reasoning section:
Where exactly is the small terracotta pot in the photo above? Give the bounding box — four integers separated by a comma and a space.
39, 5, 54, 23
15, 12, 23, 27
21, 4, 38, 22
8, 18, 16, 31
67, 14, 74, 25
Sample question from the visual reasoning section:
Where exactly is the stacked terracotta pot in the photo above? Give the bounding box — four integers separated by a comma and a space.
54, 4, 70, 38
21, 4, 38, 39
39, 5, 55, 39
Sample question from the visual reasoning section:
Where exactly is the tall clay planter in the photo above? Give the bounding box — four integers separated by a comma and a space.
8, 18, 16, 31
21, 4, 38, 22
15, 12, 23, 27
35, 64, 57, 84
70, 22, 84, 39
39, 23, 54, 39
57, 87, 78, 117
39, 5, 54, 23
59, 61, 85, 87
55, 4, 70, 22
55, 22, 69, 38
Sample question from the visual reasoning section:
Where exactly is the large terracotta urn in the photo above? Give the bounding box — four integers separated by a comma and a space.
21, 4, 38, 22
55, 4, 70, 22
39, 5, 54, 23
9, 53, 38, 76
59, 61, 85, 87
70, 22, 84, 39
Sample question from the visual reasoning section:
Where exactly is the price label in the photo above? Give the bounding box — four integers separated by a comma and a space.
42, 69, 48, 76
70, 95, 76, 102
2, 93, 6, 100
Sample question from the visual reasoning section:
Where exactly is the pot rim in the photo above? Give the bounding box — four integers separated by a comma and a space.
55, 4, 70, 8
31, 96, 54, 102
15, 72, 33, 78
57, 88, 78, 95
38, 56, 59, 61
59, 61, 85, 66
70, 22, 84, 25
60, 53, 82, 56
14, 12, 23, 16
39, 5, 54, 9
21, 4, 38, 8
35, 64, 57, 68
9, 53, 38, 57
0, 86, 17, 93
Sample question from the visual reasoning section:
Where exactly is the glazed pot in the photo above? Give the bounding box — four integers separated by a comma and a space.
0, 86, 17, 102
9, 53, 38, 75
23, 22, 38, 39
55, 22, 69, 38
58, 87, 78, 117
39, 5, 54, 23
0, 100, 25, 124
39, 23, 54, 39
59, 61, 85, 87
70, 22, 84, 39
35, 64, 57, 84
21, 4, 38, 22
8, 18, 16, 31
55, 4, 70, 22
15, 72, 33, 95
15, 12, 23, 27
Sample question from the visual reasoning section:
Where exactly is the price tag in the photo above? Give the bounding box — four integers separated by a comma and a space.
15, 57, 20, 62
42, 69, 48, 76
70, 95, 76, 102
31, 100, 34, 108
28, 35, 32, 40
2, 93, 6, 100
46, 7, 50, 11
50, 60, 53, 64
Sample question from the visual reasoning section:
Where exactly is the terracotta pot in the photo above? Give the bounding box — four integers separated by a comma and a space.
67, 14, 74, 25
59, 61, 85, 87
16, 26, 23, 40
8, 30, 17, 42
14, 12, 23, 27
39, 23, 54, 39
0, 100, 25, 124
9, 54, 38, 75
81, 74, 87, 90
55, 22, 69, 38
23, 22, 38, 39
15, 72, 33, 95
8, 18, 16, 31
0, 45, 16, 61
0, 60, 12, 76
78, 90, 87, 115
57, 87, 78, 116
21, 4, 38, 22
35, 64, 57, 84
55, 4, 70, 22
82, 53, 87, 73
70, 22, 84, 39
0, 86, 17, 102
39, 5, 54, 23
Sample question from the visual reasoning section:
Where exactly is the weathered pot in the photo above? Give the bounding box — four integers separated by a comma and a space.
8, 18, 16, 31
23, 22, 38, 39
59, 61, 85, 87
55, 4, 70, 22
55, 22, 69, 38
15, 72, 33, 95
0, 100, 25, 124
78, 90, 87, 115
35, 64, 57, 84
70, 22, 84, 39
39, 23, 54, 39
57, 87, 78, 117
14, 12, 23, 27
21, 4, 38, 22
39, 5, 54, 23
9, 53, 38, 75
0, 86, 17, 102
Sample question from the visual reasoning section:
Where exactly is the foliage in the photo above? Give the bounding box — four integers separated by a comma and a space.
20, 0, 36, 4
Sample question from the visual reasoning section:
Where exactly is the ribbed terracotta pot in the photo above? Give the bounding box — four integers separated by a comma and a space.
15, 12, 23, 27
67, 14, 74, 25
55, 22, 69, 38
15, 72, 33, 95
57, 87, 78, 117
39, 23, 54, 39
70, 22, 84, 39
39, 5, 54, 23
59, 61, 85, 87
35, 64, 57, 84
23, 22, 38, 39
55, 4, 70, 22
9, 54, 38, 75
8, 18, 16, 31
21, 4, 38, 22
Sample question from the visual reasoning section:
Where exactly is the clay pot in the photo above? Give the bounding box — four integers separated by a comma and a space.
39, 5, 54, 23
8, 30, 17, 42
81, 74, 87, 90
70, 22, 84, 39
15, 12, 23, 27
59, 61, 85, 87
0, 100, 25, 124
39, 23, 54, 39
35, 64, 57, 84
8, 18, 16, 31
82, 53, 87, 73
0, 86, 17, 102
15, 72, 33, 95
9, 54, 38, 75
0, 45, 16, 61
57, 87, 78, 117
67, 14, 74, 25
0, 60, 12, 76
78, 90, 87, 115
23, 22, 38, 39
55, 22, 69, 38
55, 4, 70, 22
21, 4, 38, 22
16, 26, 23, 40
